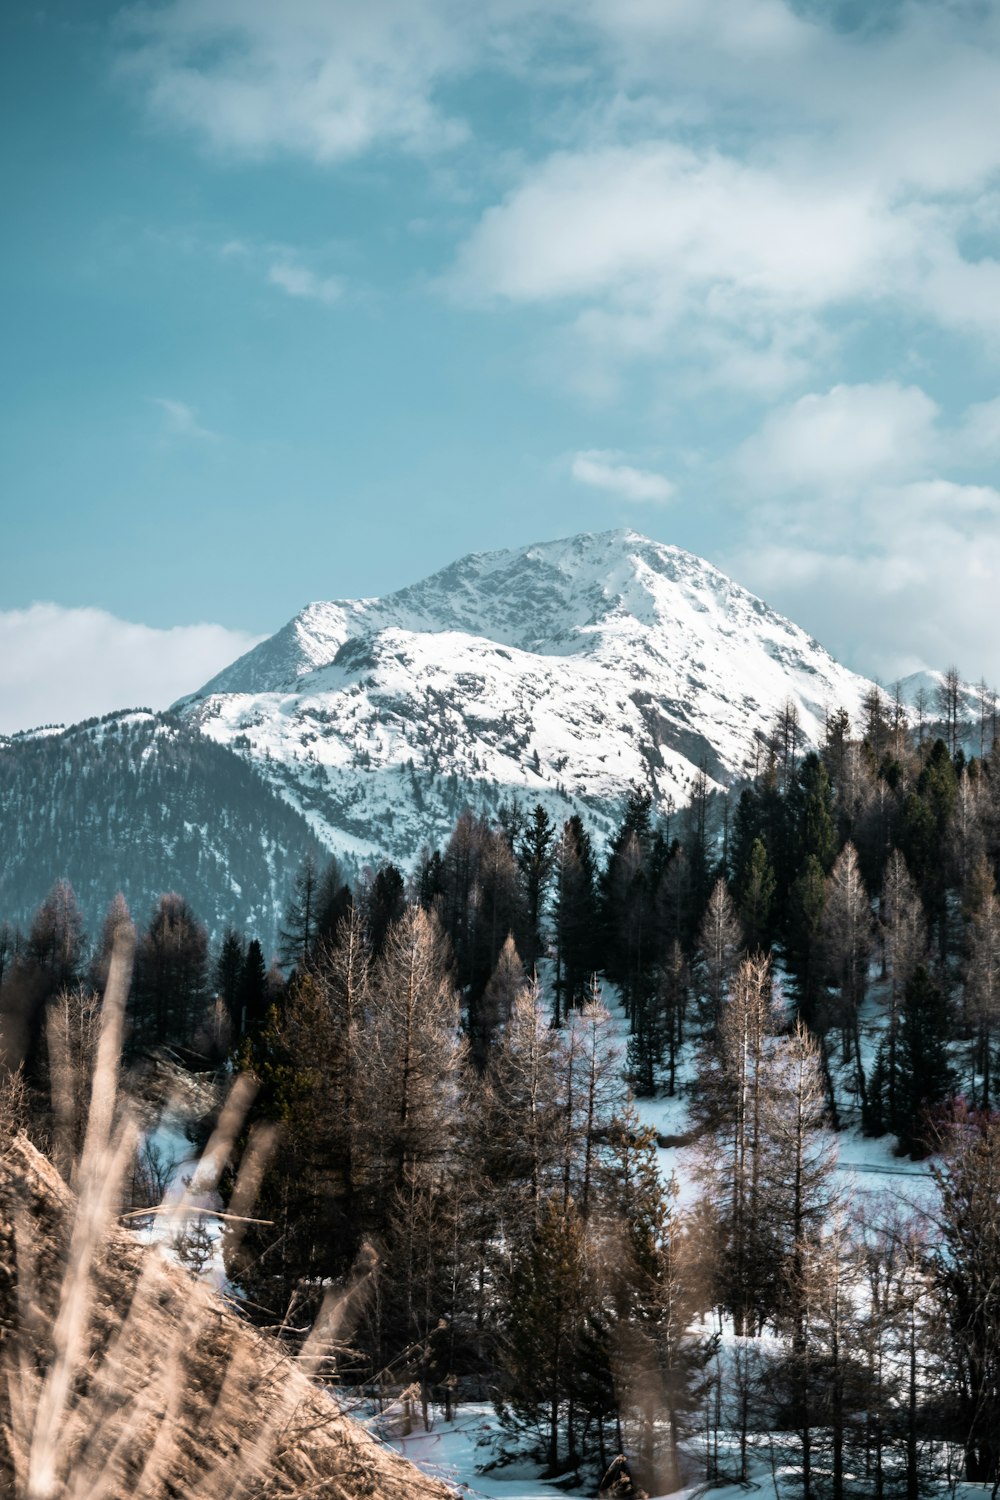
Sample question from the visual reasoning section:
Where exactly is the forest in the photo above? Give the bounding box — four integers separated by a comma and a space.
2, 680, 1000, 1498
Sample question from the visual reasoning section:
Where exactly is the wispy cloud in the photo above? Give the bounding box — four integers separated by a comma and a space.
152, 396, 219, 441
267, 261, 344, 305
0, 605, 263, 735
114, 0, 476, 162
571, 449, 675, 504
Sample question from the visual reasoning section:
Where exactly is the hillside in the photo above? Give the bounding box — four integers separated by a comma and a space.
0, 711, 329, 945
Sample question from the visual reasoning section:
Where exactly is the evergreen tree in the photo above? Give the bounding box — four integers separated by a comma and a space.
496, 1194, 595, 1474
518, 804, 555, 970
131, 892, 208, 1047
894, 966, 953, 1157
278, 852, 322, 972
236, 938, 268, 1037
552, 815, 599, 1024
736, 838, 775, 954
214, 928, 245, 1031
964, 883, 1000, 1107
366, 862, 405, 959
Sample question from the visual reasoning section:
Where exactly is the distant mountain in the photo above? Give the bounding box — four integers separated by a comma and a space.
0, 711, 328, 947
176, 529, 879, 870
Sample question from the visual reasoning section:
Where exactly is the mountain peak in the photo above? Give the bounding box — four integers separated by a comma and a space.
175, 530, 878, 871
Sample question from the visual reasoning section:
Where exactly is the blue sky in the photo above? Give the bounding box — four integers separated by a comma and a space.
4, 0, 1000, 730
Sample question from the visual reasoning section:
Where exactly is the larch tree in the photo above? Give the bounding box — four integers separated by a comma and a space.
821, 841, 872, 1101
872, 850, 927, 1134
698, 953, 781, 1338
696, 878, 743, 1036
964, 885, 1000, 1106
368, 905, 463, 1203
931, 1110, 1000, 1487
484, 976, 563, 1228
476, 932, 526, 1068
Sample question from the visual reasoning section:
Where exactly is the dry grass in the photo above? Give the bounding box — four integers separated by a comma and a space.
0, 931, 453, 1500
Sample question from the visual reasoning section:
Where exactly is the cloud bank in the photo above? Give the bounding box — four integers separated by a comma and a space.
0, 606, 262, 736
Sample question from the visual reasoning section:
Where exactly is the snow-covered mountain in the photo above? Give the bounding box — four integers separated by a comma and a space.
176, 530, 879, 870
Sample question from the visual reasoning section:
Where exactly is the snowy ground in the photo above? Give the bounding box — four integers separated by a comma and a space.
362, 1397, 767, 1500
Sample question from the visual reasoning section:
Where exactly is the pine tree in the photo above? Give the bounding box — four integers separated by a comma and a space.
794, 753, 837, 874
214, 928, 245, 1032
552, 815, 599, 1024
736, 839, 775, 954
366, 863, 406, 959
697, 954, 781, 1336
484, 978, 563, 1225
786, 855, 827, 1029
131, 892, 208, 1047
477, 932, 526, 1068
496, 1194, 595, 1474
871, 850, 926, 1133
894, 966, 953, 1156
518, 804, 555, 970
602, 1105, 715, 1493
235, 938, 268, 1037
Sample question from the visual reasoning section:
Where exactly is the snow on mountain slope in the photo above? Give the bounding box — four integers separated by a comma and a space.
177, 530, 879, 869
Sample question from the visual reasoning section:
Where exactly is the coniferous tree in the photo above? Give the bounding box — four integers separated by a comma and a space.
868, 850, 927, 1134
496, 1193, 595, 1474
477, 932, 525, 1068
894, 966, 953, 1157
552, 815, 599, 1024
821, 841, 872, 1099
368, 905, 463, 1204
601, 1106, 715, 1493
696, 878, 743, 1035
931, 1109, 1000, 1487
736, 838, 775, 954
131, 892, 208, 1047
964, 881, 1000, 1107
518, 804, 555, 971
786, 855, 827, 1029
214, 928, 245, 1032
236, 937, 268, 1036
366, 862, 405, 960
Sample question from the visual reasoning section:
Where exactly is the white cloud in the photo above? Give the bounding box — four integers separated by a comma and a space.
152, 396, 219, 440
570, 449, 675, 503
114, 0, 1000, 389
737, 383, 940, 493
0, 606, 263, 736
267, 260, 344, 305
114, 0, 480, 161
724, 383, 1000, 685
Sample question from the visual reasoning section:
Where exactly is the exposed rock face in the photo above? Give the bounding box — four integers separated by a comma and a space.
0, 1133, 451, 1500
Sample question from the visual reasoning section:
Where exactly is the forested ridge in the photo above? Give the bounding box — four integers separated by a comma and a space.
0, 710, 328, 945
4, 685, 1000, 1496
